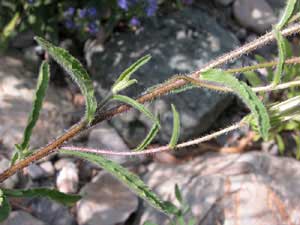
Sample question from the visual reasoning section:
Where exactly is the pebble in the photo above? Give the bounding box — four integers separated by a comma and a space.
56, 161, 79, 194
233, 0, 277, 34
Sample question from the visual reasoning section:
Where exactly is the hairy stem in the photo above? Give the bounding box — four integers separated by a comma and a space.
62, 122, 244, 156
1, 23, 300, 183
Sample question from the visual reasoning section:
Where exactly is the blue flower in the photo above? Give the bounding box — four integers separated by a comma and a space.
27, 0, 35, 4
145, 0, 157, 17
87, 22, 99, 35
118, 0, 129, 11
64, 7, 75, 17
79, 8, 87, 18
130, 17, 140, 27
87, 7, 97, 17
65, 20, 76, 29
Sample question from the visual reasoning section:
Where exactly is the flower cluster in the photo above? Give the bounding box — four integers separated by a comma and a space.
117, 0, 158, 16
63, 6, 100, 36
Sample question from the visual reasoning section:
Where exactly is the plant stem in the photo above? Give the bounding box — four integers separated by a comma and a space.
62, 122, 244, 156
1, 23, 300, 183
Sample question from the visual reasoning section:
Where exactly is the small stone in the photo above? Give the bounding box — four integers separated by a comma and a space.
0, 156, 18, 188
56, 162, 79, 194
25, 164, 47, 180
1, 211, 46, 225
233, 0, 277, 34
29, 198, 76, 225
77, 172, 138, 225
39, 161, 55, 176
54, 158, 75, 171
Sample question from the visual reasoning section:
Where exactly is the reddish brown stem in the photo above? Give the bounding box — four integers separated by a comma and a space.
1, 23, 300, 183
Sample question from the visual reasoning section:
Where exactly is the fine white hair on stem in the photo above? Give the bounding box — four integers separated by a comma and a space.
61, 122, 244, 156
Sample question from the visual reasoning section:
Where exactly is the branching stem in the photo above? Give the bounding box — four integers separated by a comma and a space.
1, 23, 300, 183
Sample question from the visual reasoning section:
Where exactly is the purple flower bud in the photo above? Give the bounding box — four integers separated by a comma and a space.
87, 22, 99, 35
79, 8, 87, 18
145, 0, 157, 17
118, 0, 129, 11
129, 17, 140, 27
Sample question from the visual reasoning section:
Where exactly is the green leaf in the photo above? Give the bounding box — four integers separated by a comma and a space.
174, 184, 183, 203
112, 95, 158, 124
135, 123, 160, 151
187, 218, 197, 225
244, 71, 262, 86
112, 55, 151, 94
294, 134, 300, 160
0, 12, 20, 51
61, 150, 179, 215
201, 69, 270, 140
112, 95, 160, 150
275, 134, 285, 155
169, 104, 180, 149
16, 61, 50, 153
34, 37, 97, 124
0, 190, 11, 222
3, 188, 81, 206
273, 29, 287, 85
143, 222, 159, 225
276, 0, 297, 29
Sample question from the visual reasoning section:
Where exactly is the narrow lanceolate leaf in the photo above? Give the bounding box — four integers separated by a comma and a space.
276, 0, 297, 29
112, 55, 151, 94
169, 104, 180, 149
113, 95, 160, 150
3, 188, 81, 206
135, 123, 160, 151
61, 150, 179, 215
201, 69, 270, 140
34, 37, 97, 124
0, 190, 11, 222
113, 95, 159, 125
16, 61, 50, 152
273, 30, 287, 85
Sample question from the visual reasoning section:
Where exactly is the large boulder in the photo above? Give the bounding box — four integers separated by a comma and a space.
138, 152, 300, 225
86, 8, 240, 147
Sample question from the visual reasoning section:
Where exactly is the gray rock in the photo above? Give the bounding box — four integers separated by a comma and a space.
214, 0, 234, 6
25, 164, 48, 180
0, 156, 18, 188
39, 161, 55, 176
266, 0, 286, 9
77, 172, 138, 225
88, 122, 130, 164
0, 56, 75, 155
29, 198, 76, 225
233, 0, 277, 34
1, 211, 46, 225
56, 161, 79, 194
54, 158, 76, 171
87, 8, 239, 147
137, 152, 300, 225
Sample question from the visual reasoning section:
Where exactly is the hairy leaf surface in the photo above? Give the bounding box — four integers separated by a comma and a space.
16, 61, 50, 152
35, 37, 97, 124
201, 69, 270, 140
61, 150, 178, 215
3, 188, 81, 206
